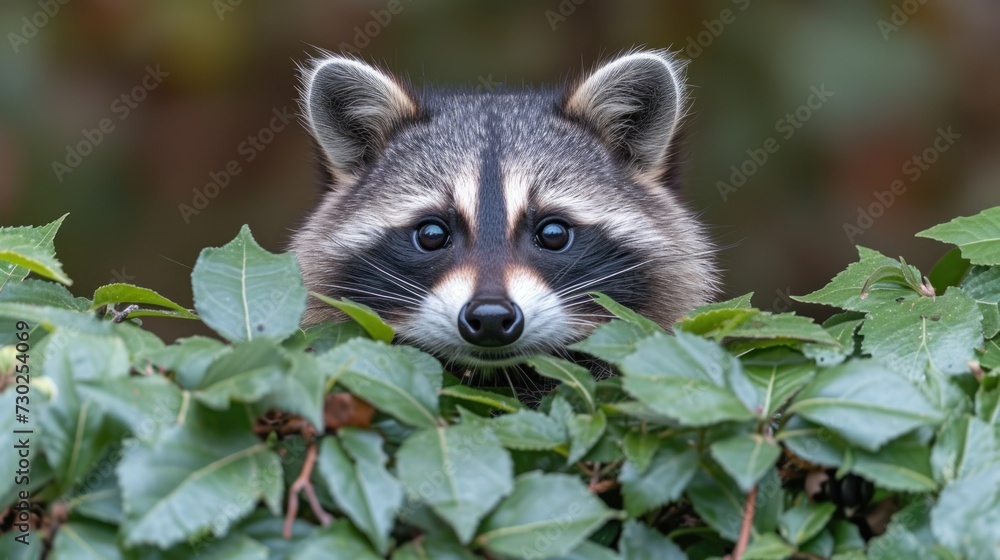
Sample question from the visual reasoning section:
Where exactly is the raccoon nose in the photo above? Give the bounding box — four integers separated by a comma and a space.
458, 298, 525, 347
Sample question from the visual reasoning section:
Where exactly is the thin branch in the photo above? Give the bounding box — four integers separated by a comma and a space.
731, 486, 757, 560
283, 441, 332, 538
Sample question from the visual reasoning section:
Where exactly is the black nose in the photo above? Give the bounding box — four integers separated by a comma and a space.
457, 298, 525, 347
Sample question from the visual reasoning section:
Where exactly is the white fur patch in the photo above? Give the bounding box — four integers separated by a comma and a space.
396, 265, 477, 358
505, 265, 580, 351
452, 167, 479, 234
503, 171, 532, 237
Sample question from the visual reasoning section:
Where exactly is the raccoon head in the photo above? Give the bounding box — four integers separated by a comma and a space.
291, 50, 718, 368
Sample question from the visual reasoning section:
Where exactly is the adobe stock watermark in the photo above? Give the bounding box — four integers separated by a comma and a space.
843, 126, 960, 244
50, 64, 169, 183
7, 0, 71, 54
718, 84, 835, 201
476, 74, 503, 93
544, 0, 586, 30
878, 0, 930, 41
336, 0, 413, 54
177, 105, 295, 224
683, 0, 751, 60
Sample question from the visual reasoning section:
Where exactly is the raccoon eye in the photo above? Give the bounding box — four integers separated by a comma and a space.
536, 220, 572, 251
414, 220, 450, 251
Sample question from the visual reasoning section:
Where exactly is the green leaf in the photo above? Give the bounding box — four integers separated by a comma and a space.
710, 434, 781, 492
688, 292, 755, 313
720, 312, 838, 346
868, 499, 949, 559
459, 408, 567, 451
794, 247, 913, 312
550, 541, 621, 560
91, 283, 197, 320
588, 292, 664, 334
831, 519, 865, 553
918, 206, 1000, 265
742, 533, 796, 560
780, 417, 936, 492
976, 374, 1000, 424
849, 436, 937, 492
47, 520, 121, 560
476, 472, 618, 558
778, 502, 836, 545
287, 520, 380, 560
860, 288, 982, 380
928, 247, 972, 293
528, 356, 598, 413
192, 225, 307, 343
685, 463, 746, 541
323, 339, 442, 428
254, 350, 325, 430
118, 404, 283, 548
79, 375, 184, 439
619, 440, 699, 517
0, 278, 89, 310
138, 335, 231, 389
0, 524, 45, 558
930, 464, 1000, 558
618, 521, 685, 560
570, 320, 653, 363
931, 416, 1000, 483
390, 534, 480, 560
0, 214, 71, 287
676, 307, 759, 339
396, 424, 513, 543
283, 321, 369, 353
317, 429, 403, 555
961, 265, 1000, 338
193, 339, 290, 410
239, 511, 315, 560
800, 528, 834, 558
40, 330, 129, 494
310, 293, 394, 343
787, 360, 944, 451
743, 354, 817, 418
982, 337, 1000, 370
621, 431, 661, 474
440, 384, 525, 413
567, 410, 608, 464
140, 533, 271, 560
802, 312, 863, 366
67, 466, 123, 525
619, 331, 757, 426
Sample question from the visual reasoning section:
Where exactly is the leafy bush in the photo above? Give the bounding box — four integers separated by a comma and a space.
1, 208, 999, 559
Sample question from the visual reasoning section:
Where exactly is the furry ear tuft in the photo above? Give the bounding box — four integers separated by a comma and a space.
563, 50, 688, 178
300, 55, 419, 183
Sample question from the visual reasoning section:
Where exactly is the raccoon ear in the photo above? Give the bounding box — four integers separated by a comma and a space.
563, 50, 687, 178
301, 55, 420, 182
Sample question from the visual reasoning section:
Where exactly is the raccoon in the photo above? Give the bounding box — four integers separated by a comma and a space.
290, 50, 718, 371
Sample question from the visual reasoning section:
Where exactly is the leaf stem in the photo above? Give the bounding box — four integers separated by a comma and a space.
283, 440, 332, 538
731, 485, 757, 560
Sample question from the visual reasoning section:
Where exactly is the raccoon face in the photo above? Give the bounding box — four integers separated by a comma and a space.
291, 51, 717, 368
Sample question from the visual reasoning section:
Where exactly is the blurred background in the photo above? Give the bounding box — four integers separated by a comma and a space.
1, 0, 998, 341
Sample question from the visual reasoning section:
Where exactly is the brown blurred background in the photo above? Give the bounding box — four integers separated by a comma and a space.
1, 0, 998, 341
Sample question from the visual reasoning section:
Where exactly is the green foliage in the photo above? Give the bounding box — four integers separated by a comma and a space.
2, 209, 1000, 558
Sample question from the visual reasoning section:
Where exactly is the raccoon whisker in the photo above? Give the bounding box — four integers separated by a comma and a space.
321, 283, 424, 307
359, 261, 430, 300
565, 313, 616, 321
325, 238, 430, 298
553, 260, 653, 298
549, 239, 603, 288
